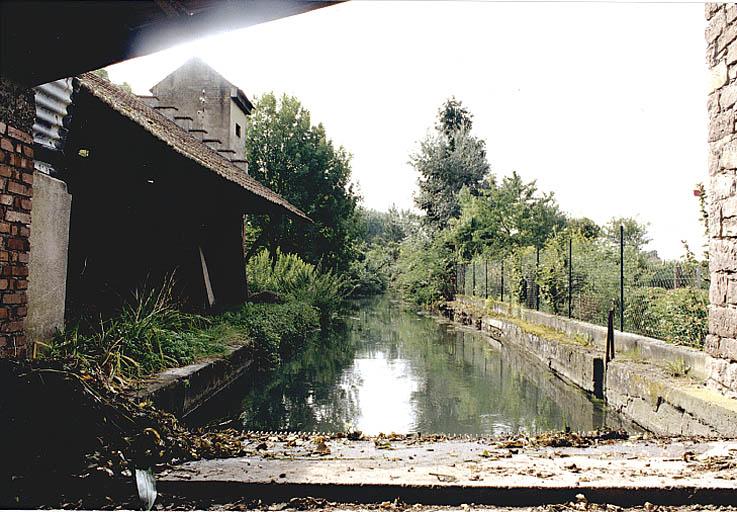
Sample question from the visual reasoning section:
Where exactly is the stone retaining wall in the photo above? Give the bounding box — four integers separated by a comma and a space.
445, 297, 737, 436
135, 343, 253, 418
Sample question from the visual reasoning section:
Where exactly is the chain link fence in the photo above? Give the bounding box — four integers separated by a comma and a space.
455, 233, 709, 349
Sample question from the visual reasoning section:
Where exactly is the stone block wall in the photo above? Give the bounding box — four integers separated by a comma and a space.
706, 3, 737, 393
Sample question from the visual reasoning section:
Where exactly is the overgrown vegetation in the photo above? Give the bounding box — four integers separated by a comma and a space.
247, 248, 350, 324
387, 96, 710, 350
245, 92, 360, 273
47, 248, 348, 381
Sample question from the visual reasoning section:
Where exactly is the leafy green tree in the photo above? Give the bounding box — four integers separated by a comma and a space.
357, 206, 419, 245
566, 217, 602, 240
245, 93, 359, 271
603, 217, 651, 251
449, 172, 566, 259
412, 98, 490, 230
436, 96, 473, 143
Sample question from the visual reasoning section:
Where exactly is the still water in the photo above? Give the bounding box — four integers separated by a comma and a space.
191, 295, 626, 435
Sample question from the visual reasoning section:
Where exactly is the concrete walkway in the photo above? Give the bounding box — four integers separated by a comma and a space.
159, 435, 737, 506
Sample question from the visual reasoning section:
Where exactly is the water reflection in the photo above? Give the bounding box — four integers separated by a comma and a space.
192, 295, 627, 435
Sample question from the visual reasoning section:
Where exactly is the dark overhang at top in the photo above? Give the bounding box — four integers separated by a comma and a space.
0, 0, 342, 87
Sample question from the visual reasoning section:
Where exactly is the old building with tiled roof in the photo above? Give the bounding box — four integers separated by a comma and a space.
23, 64, 309, 341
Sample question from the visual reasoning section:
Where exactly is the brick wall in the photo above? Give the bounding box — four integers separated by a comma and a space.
705, 3, 737, 393
0, 121, 33, 357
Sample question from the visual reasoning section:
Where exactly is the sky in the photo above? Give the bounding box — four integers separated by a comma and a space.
106, 0, 710, 260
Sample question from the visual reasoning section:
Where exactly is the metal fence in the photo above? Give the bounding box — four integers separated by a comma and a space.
455, 229, 709, 348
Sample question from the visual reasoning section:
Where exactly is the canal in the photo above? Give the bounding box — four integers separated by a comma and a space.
190, 295, 628, 435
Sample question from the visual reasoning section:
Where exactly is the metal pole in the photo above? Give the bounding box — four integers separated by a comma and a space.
501, 259, 505, 302
620, 224, 625, 332
568, 238, 572, 319
472, 261, 476, 296
484, 259, 488, 299
535, 248, 540, 311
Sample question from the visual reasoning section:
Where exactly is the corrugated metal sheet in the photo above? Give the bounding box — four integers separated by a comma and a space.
33, 78, 74, 173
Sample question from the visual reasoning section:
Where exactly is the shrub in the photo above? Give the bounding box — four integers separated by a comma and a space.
218, 301, 320, 366
395, 233, 455, 305
247, 248, 350, 323
625, 287, 708, 348
347, 242, 398, 297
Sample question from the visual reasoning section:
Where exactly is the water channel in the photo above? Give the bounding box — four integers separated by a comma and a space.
190, 295, 629, 435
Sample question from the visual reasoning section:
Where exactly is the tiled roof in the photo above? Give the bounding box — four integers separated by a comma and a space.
76, 72, 310, 221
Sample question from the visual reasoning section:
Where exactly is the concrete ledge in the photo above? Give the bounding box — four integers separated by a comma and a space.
606, 361, 737, 436
134, 343, 253, 418
160, 438, 737, 506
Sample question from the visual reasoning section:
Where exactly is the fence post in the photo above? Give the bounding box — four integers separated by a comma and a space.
484, 259, 488, 299
500, 259, 505, 302
472, 261, 476, 296
619, 224, 624, 332
568, 238, 572, 319
535, 247, 540, 311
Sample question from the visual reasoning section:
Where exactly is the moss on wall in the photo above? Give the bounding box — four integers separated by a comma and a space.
0, 77, 35, 132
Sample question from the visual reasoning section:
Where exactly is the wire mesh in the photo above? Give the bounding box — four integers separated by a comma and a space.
456, 236, 709, 348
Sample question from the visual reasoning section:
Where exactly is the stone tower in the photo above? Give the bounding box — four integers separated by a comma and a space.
149, 58, 251, 168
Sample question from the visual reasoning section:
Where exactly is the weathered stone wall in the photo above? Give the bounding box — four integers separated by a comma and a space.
26, 172, 71, 342
706, 3, 737, 393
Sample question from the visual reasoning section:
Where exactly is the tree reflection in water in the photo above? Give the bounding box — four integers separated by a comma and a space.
194, 295, 628, 435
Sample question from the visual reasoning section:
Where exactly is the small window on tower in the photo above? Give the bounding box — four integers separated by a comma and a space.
235, 123, 242, 138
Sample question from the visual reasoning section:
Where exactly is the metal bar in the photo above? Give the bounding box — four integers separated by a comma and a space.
535, 248, 540, 311
472, 261, 476, 296
620, 224, 625, 332
568, 238, 572, 319
501, 259, 505, 302
485, 259, 488, 299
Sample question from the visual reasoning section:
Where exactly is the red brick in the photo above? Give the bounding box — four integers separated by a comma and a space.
7, 125, 33, 145
0, 195, 11, 206
0, 308, 7, 320
5, 210, 30, 224
0, 121, 6, 134
0, 251, 8, 263
2, 292, 25, 304
15, 279, 27, 289
15, 306, 27, 318
17, 252, 28, 264
20, 172, 33, 185
22, 145, 33, 158
12, 266, 28, 277
0, 138, 13, 152
7, 237, 27, 251
6, 180, 30, 197
0, 336, 7, 348
0, 164, 11, 178
14, 197, 31, 211
1, 320, 23, 332
0, 149, 5, 163
18, 226, 29, 237
0, 279, 8, 290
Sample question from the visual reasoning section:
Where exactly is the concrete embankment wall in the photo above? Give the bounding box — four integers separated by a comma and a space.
135, 343, 253, 418
445, 296, 737, 437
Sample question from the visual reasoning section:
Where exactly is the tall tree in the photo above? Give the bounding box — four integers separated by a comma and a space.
602, 217, 651, 251
412, 98, 489, 230
449, 172, 566, 259
245, 93, 359, 271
